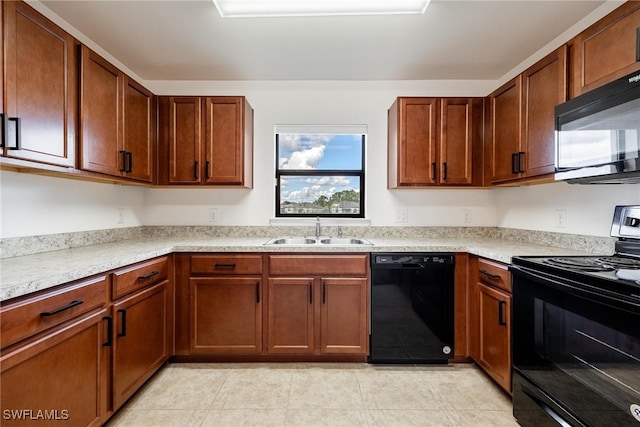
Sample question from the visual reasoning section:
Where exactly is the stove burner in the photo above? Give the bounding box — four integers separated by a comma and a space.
595, 256, 640, 269
544, 257, 614, 272
544, 256, 640, 272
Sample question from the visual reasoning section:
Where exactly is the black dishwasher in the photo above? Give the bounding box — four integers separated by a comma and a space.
369, 253, 455, 364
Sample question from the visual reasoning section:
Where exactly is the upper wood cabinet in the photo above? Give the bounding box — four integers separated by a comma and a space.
2, 1, 77, 167
569, 1, 640, 98
388, 97, 483, 187
157, 96, 253, 187
487, 46, 567, 185
79, 46, 155, 183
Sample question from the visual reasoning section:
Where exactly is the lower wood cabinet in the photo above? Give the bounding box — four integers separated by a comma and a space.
112, 280, 170, 409
190, 277, 262, 354
469, 256, 512, 393
477, 282, 511, 392
267, 254, 369, 357
0, 309, 110, 426
267, 277, 368, 355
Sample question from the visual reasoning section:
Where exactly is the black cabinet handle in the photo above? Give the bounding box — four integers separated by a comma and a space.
40, 299, 83, 317
117, 309, 127, 337
119, 150, 127, 172
256, 282, 260, 304
517, 151, 525, 174
511, 153, 519, 175
214, 263, 236, 270
442, 162, 447, 181
10, 117, 20, 150
322, 282, 326, 304
126, 151, 132, 173
206, 161, 210, 179
480, 269, 501, 281
309, 283, 313, 304
103, 316, 113, 347
0, 114, 6, 148
137, 270, 159, 280
0, 114, 21, 150
194, 161, 199, 179
431, 162, 436, 181
636, 27, 640, 61
498, 301, 507, 326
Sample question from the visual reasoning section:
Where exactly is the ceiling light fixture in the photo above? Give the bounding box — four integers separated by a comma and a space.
212, 0, 431, 18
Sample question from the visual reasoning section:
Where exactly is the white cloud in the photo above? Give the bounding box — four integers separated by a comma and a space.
280, 145, 325, 169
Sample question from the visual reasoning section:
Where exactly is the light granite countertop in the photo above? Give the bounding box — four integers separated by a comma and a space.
0, 235, 590, 302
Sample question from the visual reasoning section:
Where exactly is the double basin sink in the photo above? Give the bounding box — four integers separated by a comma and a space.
264, 236, 372, 246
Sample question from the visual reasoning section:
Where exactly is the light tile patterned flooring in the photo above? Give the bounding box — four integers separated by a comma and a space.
107, 363, 518, 427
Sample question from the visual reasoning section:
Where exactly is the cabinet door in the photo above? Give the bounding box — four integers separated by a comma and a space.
190, 277, 262, 354
320, 278, 367, 354
203, 97, 244, 185
79, 46, 122, 176
112, 281, 169, 410
439, 98, 473, 185
570, 2, 640, 97
166, 97, 202, 184
122, 77, 154, 182
477, 282, 511, 392
3, 1, 76, 167
521, 46, 567, 179
488, 76, 522, 184
389, 97, 437, 186
1, 309, 110, 427
267, 278, 315, 354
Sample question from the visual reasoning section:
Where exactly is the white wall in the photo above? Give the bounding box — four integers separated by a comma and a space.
0, 171, 145, 238
143, 80, 498, 227
495, 182, 640, 237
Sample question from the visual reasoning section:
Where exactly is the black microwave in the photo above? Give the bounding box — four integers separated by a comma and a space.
555, 70, 640, 184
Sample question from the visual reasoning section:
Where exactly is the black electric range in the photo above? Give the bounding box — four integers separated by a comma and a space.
510, 205, 640, 427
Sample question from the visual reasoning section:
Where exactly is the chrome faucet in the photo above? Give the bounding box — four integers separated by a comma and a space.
337, 225, 343, 238
315, 216, 321, 238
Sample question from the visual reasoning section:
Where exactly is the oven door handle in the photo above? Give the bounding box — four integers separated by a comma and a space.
522, 389, 578, 427
510, 264, 640, 313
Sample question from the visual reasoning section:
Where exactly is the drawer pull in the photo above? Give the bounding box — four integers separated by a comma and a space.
215, 263, 237, 269
138, 271, 159, 280
39, 299, 83, 317
480, 269, 501, 281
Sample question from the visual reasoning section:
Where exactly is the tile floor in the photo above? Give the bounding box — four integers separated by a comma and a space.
106, 363, 518, 427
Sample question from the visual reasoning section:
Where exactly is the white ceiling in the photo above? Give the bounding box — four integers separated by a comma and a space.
39, 0, 609, 81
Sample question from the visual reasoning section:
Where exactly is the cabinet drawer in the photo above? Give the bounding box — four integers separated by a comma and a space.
268, 254, 369, 276
0, 276, 107, 348
112, 256, 169, 299
478, 258, 511, 293
191, 254, 263, 275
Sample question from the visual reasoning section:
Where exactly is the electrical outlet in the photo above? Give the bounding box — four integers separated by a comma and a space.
208, 208, 218, 223
555, 209, 567, 228
395, 209, 408, 223
117, 208, 125, 224
463, 209, 472, 224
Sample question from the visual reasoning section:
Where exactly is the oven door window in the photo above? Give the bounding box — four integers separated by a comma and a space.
514, 278, 640, 426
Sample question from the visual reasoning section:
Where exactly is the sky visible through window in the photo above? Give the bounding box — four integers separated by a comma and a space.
277, 132, 363, 216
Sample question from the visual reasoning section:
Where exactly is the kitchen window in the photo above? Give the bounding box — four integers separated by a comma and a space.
275, 125, 365, 218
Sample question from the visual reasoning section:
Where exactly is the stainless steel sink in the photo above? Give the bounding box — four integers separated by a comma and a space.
319, 237, 372, 245
264, 237, 317, 245
264, 236, 372, 246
